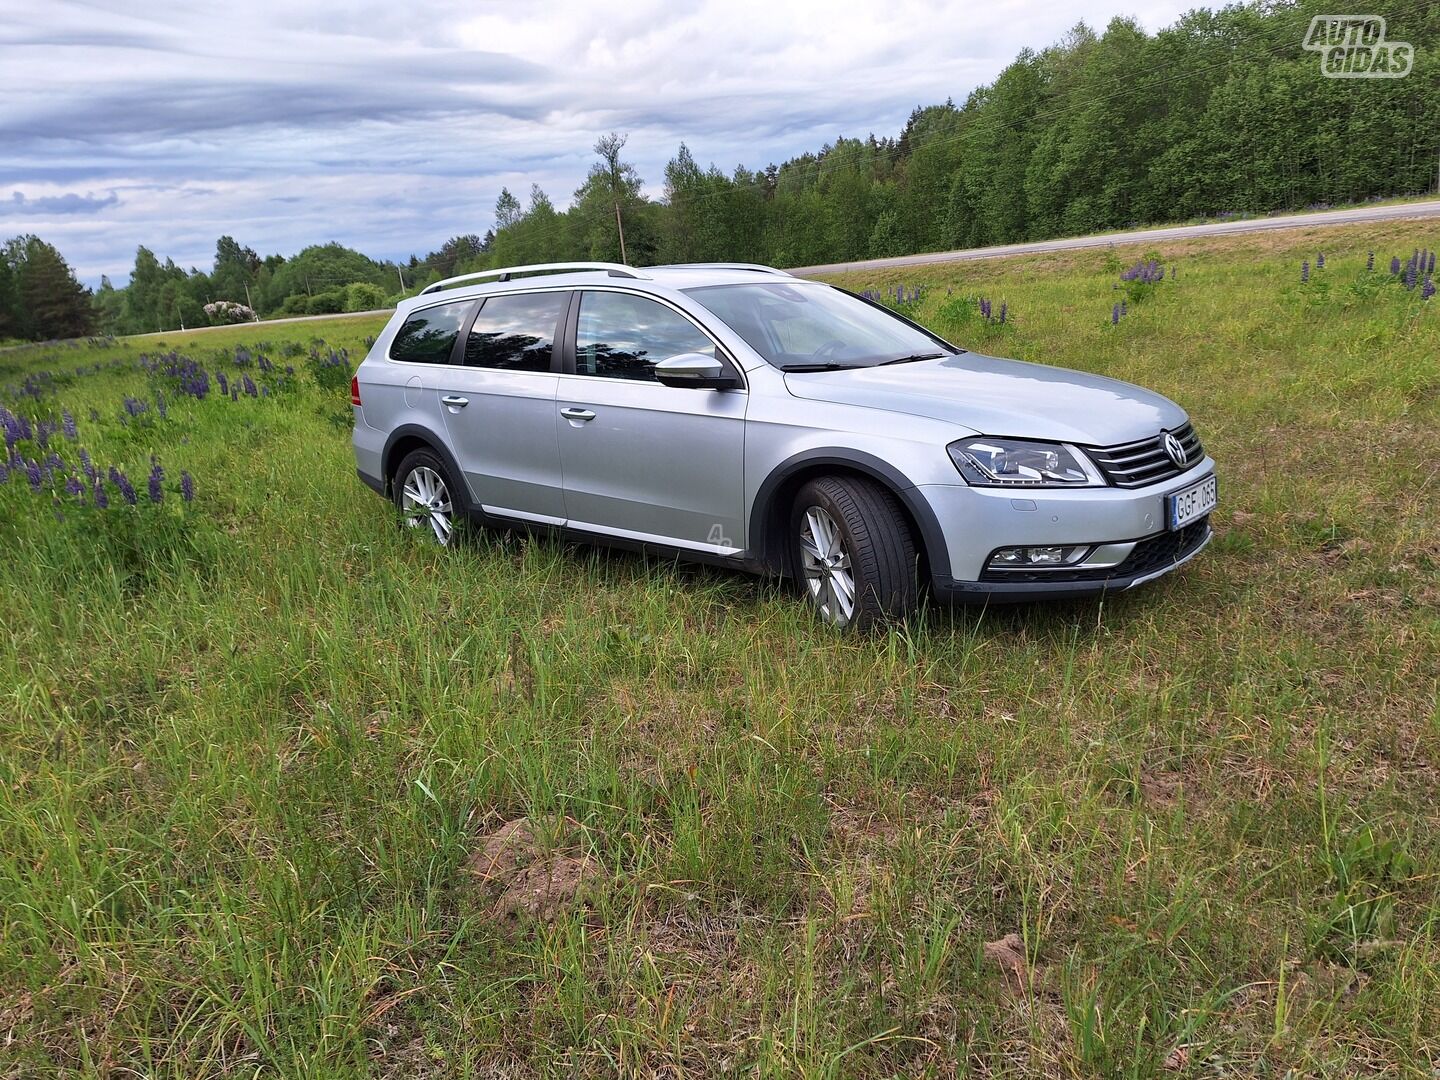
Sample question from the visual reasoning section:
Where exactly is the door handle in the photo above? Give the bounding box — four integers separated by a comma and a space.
560, 407, 596, 422
441, 395, 469, 408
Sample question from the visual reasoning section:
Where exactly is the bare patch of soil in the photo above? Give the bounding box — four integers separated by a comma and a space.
463, 817, 604, 924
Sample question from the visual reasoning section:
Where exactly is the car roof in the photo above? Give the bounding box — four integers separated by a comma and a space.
396, 264, 819, 314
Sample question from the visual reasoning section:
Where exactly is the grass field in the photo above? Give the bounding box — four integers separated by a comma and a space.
2, 222, 1437, 1078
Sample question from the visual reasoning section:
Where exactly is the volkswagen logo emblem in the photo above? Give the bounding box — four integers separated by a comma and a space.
1162, 430, 1187, 467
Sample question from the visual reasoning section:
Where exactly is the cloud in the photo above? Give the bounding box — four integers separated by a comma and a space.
0, 0, 1196, 284
7, 190, 120, 215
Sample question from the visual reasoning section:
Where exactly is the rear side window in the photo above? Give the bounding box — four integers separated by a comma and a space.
465, 291, 568, 371
389, 301, 472, 364
575, 291, 716, 381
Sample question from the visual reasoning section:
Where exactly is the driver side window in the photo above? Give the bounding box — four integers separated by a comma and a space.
576, 291, 716, 381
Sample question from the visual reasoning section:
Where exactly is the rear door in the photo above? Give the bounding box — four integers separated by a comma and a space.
555, 289, 747, 552
434, 289, 570, 523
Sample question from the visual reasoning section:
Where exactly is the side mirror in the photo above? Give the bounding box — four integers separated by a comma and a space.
654, 352, 740, 390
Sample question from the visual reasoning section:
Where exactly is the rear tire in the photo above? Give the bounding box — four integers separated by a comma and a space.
394, 449, 465, 547
790, 475, 917, 630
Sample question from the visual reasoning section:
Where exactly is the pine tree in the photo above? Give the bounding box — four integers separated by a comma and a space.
13, 236, 94, 340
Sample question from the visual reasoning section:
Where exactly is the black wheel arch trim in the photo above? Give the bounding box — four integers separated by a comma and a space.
379, 425, 478, 515
748, 449, 951, 581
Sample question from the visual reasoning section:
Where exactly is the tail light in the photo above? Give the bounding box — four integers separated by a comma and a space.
350, 375, 362, 406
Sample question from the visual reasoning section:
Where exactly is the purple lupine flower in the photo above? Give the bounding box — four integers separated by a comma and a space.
180, 471, 194, 502
64, 476, 84, 500
62, 410, 77, 440
1425, 276, 1436, 301
114, 470, 137, 505
26, 459, 42, 491
1121, 299, 1128, 316
1391, 256, 1401, 275
285, 364, 295, 376
216, 371, 229, 395
93, 479, 108, 509
1367, 251, 1375, 271
1316, 253, 1325, 269
1300, 260, 1310, 284
1111, 303, 1121, 325
44, 451, 63, 472
999, 302, 1007, 324
0, 461, 8, 483
148, 460, 164, 503
230, 385, 239, 402
1429, 252, 1436, 275
1405, 260, 1418, 290
242, 374, 258, 398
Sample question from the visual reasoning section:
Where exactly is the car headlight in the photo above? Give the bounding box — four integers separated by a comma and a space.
948, 437, 1105, 487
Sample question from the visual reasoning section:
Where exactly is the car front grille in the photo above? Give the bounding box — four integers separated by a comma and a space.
979, 517, 1211, 584
1087, 422, 1204, 488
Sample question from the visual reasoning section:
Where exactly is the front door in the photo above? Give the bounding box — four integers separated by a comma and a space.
556, 289, 747, 552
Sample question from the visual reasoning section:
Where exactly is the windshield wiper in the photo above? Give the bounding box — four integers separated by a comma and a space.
878, 352, 946, 366
780, 362, 850, 372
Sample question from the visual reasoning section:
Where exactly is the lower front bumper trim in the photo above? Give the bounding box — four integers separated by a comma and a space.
935, 526, 1211, 604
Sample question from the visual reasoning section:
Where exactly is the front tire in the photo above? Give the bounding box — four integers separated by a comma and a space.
394, 449, 463, 547
790, 476, 917, 630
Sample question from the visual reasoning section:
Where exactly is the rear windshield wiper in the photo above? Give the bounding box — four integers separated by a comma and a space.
878, 352, 946, 366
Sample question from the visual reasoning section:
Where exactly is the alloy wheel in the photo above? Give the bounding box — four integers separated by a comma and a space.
798, 505, 856, 627
400, 465, 454, 546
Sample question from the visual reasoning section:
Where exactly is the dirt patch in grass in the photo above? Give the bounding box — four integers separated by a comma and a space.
464, 817, 604, 924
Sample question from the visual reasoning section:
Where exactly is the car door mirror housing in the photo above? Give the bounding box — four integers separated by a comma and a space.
654, 353, 740, 390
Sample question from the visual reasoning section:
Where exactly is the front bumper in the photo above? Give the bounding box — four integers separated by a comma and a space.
917, 458, 1216, 600
932, 519, 1211, 603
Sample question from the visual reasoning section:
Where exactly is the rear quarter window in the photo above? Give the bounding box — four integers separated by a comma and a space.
389, 301, 473, 364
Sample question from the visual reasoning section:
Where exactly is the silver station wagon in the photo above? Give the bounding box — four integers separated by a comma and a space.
352, 262, 1216, 629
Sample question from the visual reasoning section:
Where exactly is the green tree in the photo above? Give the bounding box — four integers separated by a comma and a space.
573, 132, 652, 264
263, 243, 387, 311
11, 236, 95, 340
0, 251, 17, 340
494, 188, 523, 231
211, 235, 260, 308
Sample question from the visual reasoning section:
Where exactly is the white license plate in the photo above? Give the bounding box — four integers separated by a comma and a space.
1167, 475, 1217, 530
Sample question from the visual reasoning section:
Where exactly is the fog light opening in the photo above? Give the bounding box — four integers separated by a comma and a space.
987, 544, 1092, 570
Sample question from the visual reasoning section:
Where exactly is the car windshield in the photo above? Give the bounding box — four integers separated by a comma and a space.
683, 282, 958, 370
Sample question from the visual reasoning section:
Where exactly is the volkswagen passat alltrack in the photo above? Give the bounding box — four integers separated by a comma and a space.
352, 262, 1216, 629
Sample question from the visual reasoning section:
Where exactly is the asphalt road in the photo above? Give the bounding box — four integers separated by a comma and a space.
787, 198, 1440, 277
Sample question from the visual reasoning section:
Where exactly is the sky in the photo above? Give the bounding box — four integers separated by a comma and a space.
0, 0, 1196, 286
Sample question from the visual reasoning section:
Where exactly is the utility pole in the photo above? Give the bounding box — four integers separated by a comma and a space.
243, 281, 256, 317
614, 201, 628, 265
397, 266, 406, 294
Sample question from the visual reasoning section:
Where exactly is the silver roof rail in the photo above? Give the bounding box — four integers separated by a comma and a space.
419, 262, 645, 295
646, 262, 792, 276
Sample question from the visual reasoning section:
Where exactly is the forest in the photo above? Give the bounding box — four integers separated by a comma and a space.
3, 0, 1436, 340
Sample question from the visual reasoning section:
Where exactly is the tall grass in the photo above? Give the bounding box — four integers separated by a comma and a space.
1, 230, 1437, 1077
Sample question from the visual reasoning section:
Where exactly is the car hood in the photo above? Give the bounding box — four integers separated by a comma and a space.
783, 352, 1187, 445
